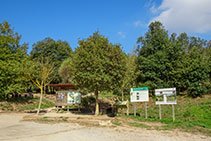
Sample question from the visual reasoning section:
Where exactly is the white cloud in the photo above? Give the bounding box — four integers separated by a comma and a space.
150, 0, 211, 33
117, 32, 126, 38
150, 3, 158, 14
133, 20, 145, 27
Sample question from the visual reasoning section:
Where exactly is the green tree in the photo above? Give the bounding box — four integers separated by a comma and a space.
30, 37, 73, 84
136, 21, 210, 97
72, 32, 127, 115
170, 33, 210, 97
120, 55, 137, 101
182, 47, 208, 97
136, 21, 172, 90
205, 46, 211, 91
0, 21, 28, 99
22, 58, 54, 114
58, 57, 74, 83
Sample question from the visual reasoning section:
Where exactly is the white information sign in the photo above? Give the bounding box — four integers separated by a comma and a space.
155, 88, 177, 105
67, 92, 81, 104
130, 87, 149, 102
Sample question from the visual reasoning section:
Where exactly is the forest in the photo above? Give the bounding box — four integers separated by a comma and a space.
0, 20, 211, 103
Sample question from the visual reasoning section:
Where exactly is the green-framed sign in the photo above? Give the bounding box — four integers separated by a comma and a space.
133, 87, 148, 91
130, 87, 149, 102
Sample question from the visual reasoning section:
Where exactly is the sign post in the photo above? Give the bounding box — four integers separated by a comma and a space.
130, 87, 149, 118
134, 103, 136, 116
172, 104, 175, 121
145, 102, 148, 119
155, 88, 176, 121
126, 100, 129, 116
159, 104, 162, 120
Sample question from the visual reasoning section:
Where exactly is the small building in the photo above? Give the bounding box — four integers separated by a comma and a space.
48, 84, 81, 110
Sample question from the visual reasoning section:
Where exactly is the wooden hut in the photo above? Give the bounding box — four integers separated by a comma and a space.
48, 84, 81, 111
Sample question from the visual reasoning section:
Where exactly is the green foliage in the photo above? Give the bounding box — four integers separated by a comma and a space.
176, 46, 209, 97
0, 21, 28, 99
119, 55, 138, 100
30, 37, 73, 83
58, 57, 74, 83
21, 57, 55, 114
136, 21, 211, 97
136, 21, 172, 90
73, 32, 127, 93
72, 31, 127, 115
99, 91, 114, 98
81, 96, 96, 107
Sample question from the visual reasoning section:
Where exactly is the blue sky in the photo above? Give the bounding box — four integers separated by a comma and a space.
0, 0, 211, 54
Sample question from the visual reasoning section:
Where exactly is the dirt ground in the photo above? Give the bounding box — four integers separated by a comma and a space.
0, 113, 210, 141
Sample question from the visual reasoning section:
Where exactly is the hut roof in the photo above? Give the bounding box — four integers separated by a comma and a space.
47, 84, 76, 88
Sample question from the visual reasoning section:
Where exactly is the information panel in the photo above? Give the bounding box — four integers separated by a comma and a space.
130, 87, 149, 102
155, 88, 177, 105
67, 91, 81, 104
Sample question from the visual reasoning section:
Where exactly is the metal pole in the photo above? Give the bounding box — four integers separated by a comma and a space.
127, 100, 129, 116
172, 104, 175, 121
134, 103, 136, 116
145, 102, 148, 119
159, 104, 162, 120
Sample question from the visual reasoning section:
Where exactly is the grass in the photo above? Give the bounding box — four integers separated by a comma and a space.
0, 103, 13, 111
39, 116, 68, 123
60, 116, 68, 121
128, 122, 151, 129
122, 95, 211, 136
113, 119, 121, 126
19, 98, 54, 111
41, 116, 49, 121
0, 97, 55, 111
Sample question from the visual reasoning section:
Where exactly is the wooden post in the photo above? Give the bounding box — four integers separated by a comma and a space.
172, 104, 175, 121
67, 105, 69, 112
78, 104, 80, 112
56, 106, 59, 112
159, 104, 162, 120
134, 103, 136, 116
127, 100, 129, 116
145, 102, 148, 119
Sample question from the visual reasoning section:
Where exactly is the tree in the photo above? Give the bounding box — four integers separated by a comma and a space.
136, 21, 172, 90
58, 57, 74, 83
172, 34, 209, 95
23, 58, 54, 114
182, 47, 208, 97
120, 55, 137, 101
0, 21, 28, 99
72, 32, 127, 115
136, 21, 210, 97
30, 37, 73, 84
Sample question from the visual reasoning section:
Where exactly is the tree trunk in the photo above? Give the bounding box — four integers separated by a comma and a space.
95, 90, 99, 115
121, 89, 124, 101
37, 85, 43, 115
44, 83, 46, 96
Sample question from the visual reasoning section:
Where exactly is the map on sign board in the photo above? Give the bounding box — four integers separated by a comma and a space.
67, 92, 81, 104
130, 87, 149, 102
155, 88, 177, 105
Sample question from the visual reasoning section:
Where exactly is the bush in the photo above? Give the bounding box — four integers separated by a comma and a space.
81, 96, 96, 107
187, 82, 207, 97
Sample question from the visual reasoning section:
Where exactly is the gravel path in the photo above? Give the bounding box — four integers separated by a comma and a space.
0, 113, 210, 141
